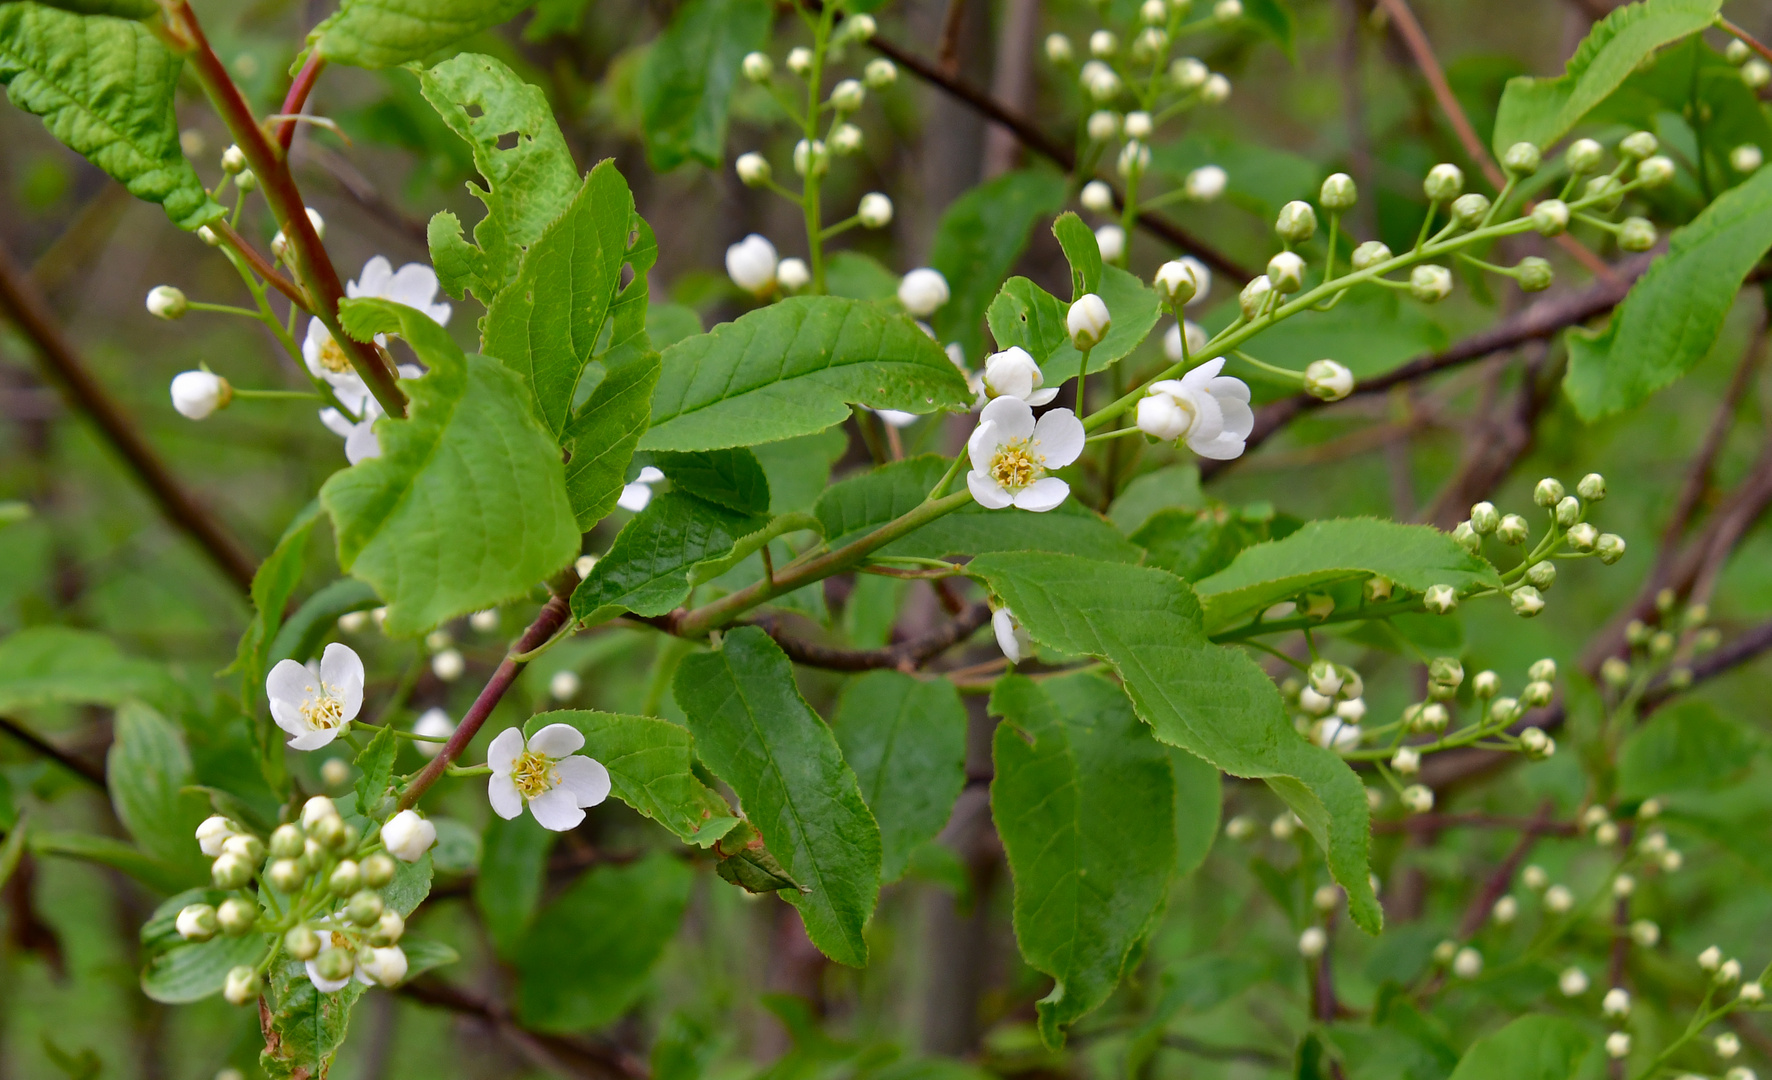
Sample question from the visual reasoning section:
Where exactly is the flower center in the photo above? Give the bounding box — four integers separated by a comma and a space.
990, 440, 1044, 492
510, 750, 558, 800
299, 687, 346, 730
317, 336, 354, 374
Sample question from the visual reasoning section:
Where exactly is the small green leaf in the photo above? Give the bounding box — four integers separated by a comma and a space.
1170, 747, 1221, 879
834, 672, 967, 883
1194, 518, 1502, 633
321, 298, 580, 635
1135, 506, 1278, 582
1241, 0, 1295, 55
1619, 701, 1760, 797
516, 851, 694, 1031
399, 936, 460, 980
645, 449, 772, 515
674, 627, 883, 966
1052, 212, 1103, 301
1565, 164, 1772, 419
107, 703, 208, 876
570, 492, 769, 626
0, 4, 218, 228
31, 830, 189, 894
352, 723, 399, 818
260, 959, 365, 1080
752, 428, 849, 514
641, 297, 971, 452
1108, 464, 1203, 534
474, 811, 554, 957
991, 267, 1162, 385
484, 161, 638, 439
928, 169, 1069, 363
990, 672, 1175, 1048
420, 52, 580, 305
1445, 1015, 1592, 1080
636, 0, 770, 171
139, 888, 269, 1003
967, 552, 1381, 933
827, 251, 902, 301
230, 501, 321, 695
1490, 0, 1721, 157
0, 625, 180, 712
521, 709, 734, 842
266, 578, 381, 668
312, 0, 535, 69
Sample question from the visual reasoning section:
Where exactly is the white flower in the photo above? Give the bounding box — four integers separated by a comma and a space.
303, 257, 450, 394
1094, 224, 1126, 262
380, 810, 436, 862
196, 815, 239, 857
993, 607, 1034, 664
266, 643, 364, 750
981, 346, 1058, 406
1080, 180, 1115, 213
1164, 320, 1208, 362
726, 234, 778, 294
1559, 966, 1590, 996
966, 397, 1084, 512
146, 285, 187, 319
777, 258, 811, 292
1186, 165, 1227, 201
488, 724, 613, 832
1154, 259, 1209, 307
359, 945, 409, 987
898, 268, 950, 316
412, 708, 454, 759
873, 408, 919, 427
170, 371, 231, 419
618, 465, 665, 512
317, 371, 414, 465
1134, 358, 1253, 460
1311, 716, 1361, 753
1066, 293, 1111, 349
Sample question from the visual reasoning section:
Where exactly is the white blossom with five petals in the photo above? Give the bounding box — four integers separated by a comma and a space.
266, 643, 364, 751
1134, 358, 1253, 460
966, 396, 1084, 512
487, 724, 613, 832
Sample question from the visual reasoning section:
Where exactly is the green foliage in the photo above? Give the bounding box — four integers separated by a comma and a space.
570, 492, 769, 625
31, 830, 191, 893
1169, 746, 1220, 878
106, 703, 208, 876
1194, 518, 1501, 632
640, 297, 971, 451
636, 0, 770, 170
833, 671, 967, 882
1444, 1015, 1591, 1080
420, 52, 581, 306
1490, 0, 1721, 157
648, 449, 773, 515
1052, 211, 1104, 301
230, 501, 321, 696
967, 552, 1380, 932
18, 0, 156, 15
260, 959, 365, 1080
266, 578, 381, 667
1135, 505, 1279, 582
987, 267, 1163, 384
352, 722, 399, 817
476, 812, 555, 957
139, 888, 269, 1004
1565, 165, 1772, 419
928, 169, 1070, 363
522, 710, 735, 842
990, 673, 1175, 1048
312, 0, 535, 69
0, 3, 218, 228
1107, 463, 1203, 533
516, 852, 695, 1031
1619, 701, 1760, 797
674, 627, 883, 966
321, 297, 579, 634
0, 625, 179, 711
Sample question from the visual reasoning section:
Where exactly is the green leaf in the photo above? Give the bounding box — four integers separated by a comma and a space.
0, 625, 179, 711
266, 578, 380, 667
230, 501, 321, 695
989, 672, 1175, 1048
420, 52, 580, 306
521, 709, 734, 842
928, 169, 1070, 363
1242, 0, 1295, 55
474, 811, 555, 957
570, 492, 768, 625
321, 297, 579, 635
1052, 211, 1103, 301
352, 723, 399, 818
816, 455, 1143, 564
1619, 701, 1759, 797
752, 427, 849, 513
1153, 133, 1319, 220
312, 0, 534, 69
988, 267, 1162, 385
139, 888, 269, 1004
966, 552, 1381, 933
1445, 1015, 1591, 1080
22, 0, 157, 15
834, 671, 967, 883
1170, 747, 1220, 879
827, 251, 902, 301
641, 297, 971, 451
1194, 518, 1502, 633
516, 851, 694, 1031
484, 161, 638, 439
32, 830, 188, 894
399, 935, 460, 980
260, 959, 365, 1080
645, 449, 772, 515
382, 850, 434, 916
0, 4, 218, 229
1565, 164, 1772, 419
1490, 0, 1721, 158
1135, 505, 1278, 582
636, 0, 769, 170
106, 703, 208, 875
674, 627, 883, 966
1108, 464, 1203, 534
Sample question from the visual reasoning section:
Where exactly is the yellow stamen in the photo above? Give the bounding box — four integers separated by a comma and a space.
989, 440, 1044, 492
316, 336, 353, 374
510, 750, 558, 799
298, 684, 346, 730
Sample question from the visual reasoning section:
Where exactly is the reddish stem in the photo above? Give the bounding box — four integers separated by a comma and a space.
277, 53, 326, 152
213, 221, 310, 310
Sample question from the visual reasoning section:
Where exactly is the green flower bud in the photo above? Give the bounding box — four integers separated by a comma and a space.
1320, 172, 1357, 212
1649, 630, 1675, 658
1601, 656, 1632, 686
1511, 586, 1546, 618
1470, 501, 1500, 534
347, 889, 385, 927
1743, 58, 1771, 89
1429, 656, 1464, 687
1503, 141, 1542, 174
1450, 192, 1490, 227
1452, 521, 1480, 553
176, 903, 217, 941
361, 852, 397, 890
269, 823, 305, 859
1534, 477, 1565, 506
328, 860, 362, 896
1497, 514, 1529, 545
1566, 138, 1604, 174
1567, 523, 1598, 551
267, 858, 306, 893
1585, 175, 1623, 212
1473, 670, 1500, 698
1556, 495, 1581, 526
1517, 257, 1554, 292
1619, 131, 1659, 160
1423, 163, 1465, 202
865, 59, 897, 89
1531, 199, 1570, 237
1596, 533, 1627, 564
1577, 473, 1606, 501
1044, 33, 1073, 65
1637, 155, 1676, 188
1351, 240, 1392, 271
1620, 216, 1657, 252
1525, 560, 1557, 590
1424, 584, 1458, 614
1267, 251, 1306, 293
1410, 264, 1452, 303
315, 945, 354, 982
215, 896, 256, 935
211, 852, 253, 890
741, 51, 772, 82
1307, 659, 1344, 697
1727, 38, 1752, 66
1528, 658, 1557, 682
370, 910, 405, 947
1275, 200, 1317, 244
285, 924, 321, 960
1489, 696, 1521, 724
1303, 359, 1354, 401
223, 965, 260, 1006
311, 813, 350, 851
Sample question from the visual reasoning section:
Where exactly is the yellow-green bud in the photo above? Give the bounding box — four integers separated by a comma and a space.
1577, 472, 1606, 501
1555, 495, 1581, 526
1470, 501, 1500, 534
1534, 477, 1565, 506
1275, 200, 1317, 244
1637, 155, 1676, 188
347, 889, 385, 927
1619, 131, 1658, 160
1503, 141, 1542, 174
361, 852, 397, 889
269, 823, 305, 859
328, 860, 362, 896
1450, 192, 1490, 227
1424, 163, 1465, 202
1351, 240, 1392, 271
217, 897, 257, 936
315, 946, 354, 981
1620, 216, 1656, 252
1429, 656, 1464, 687
1424, 584, 1458, 614
211, 852, 252, 890
1410, 264, 1452, 303
1320, 172, 1357, 212
267, 858, 306, 892
1497, 514, 1529, 545
1529, 658, 1557, 682
1525, 560, 1557, 590
1596, 533, 1627, 564
1566, 138, 1604, 174
285, 924, 321, 960
1532, 200, 1570, 237
1511, 586, 1546, 617
1518, 257, 1554, 292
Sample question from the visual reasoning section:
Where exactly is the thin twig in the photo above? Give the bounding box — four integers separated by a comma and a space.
1719, 18, 1772, 68
399, 980, 647, 1080
276, 53, 325, 152
0, 239, 258, 593
212, 221, 310, 310
935, 0, 968, 76
0, 717, 106, 788
749, 602, 992, 672
1454, 801, 1556, 939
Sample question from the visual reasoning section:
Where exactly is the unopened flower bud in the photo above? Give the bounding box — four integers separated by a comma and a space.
899, 268, 949, 316
1267, 251, 1305, 293
170, 371, 232, 420
211, 852, 252, 890
1224, 814, 1255, 840
147, 285, 188, 320
1171, 56, 1208, 90
1424, 584, 1457, 614
1124, 111, 1153, 140
1298, 926, 1327, 957
1081, 181, 1115, 215
1511, 586, 1546, 618
1067, 293, 1111, 349
220, 144, 247, 173
1532, 199, 1570, 236
786, 47, 813, 76
1728, 39, 1753, 65
1090, 29, 1118, 56
371, 909, 406, 946
1619, 131, 1658, 160
1631, 918, 1660, 946
1451, 192, 1490, 227
1544, 883, 1574, 911
381, 809, 438, 863
1428, 657, 1463, 689
1201, 73, 1231, 104
1304, 359, 1354, 402
858, 192, 893, 228
1504, 141, 1542, 174
1185, 164, 1227, 202
1567, 138, 1604, 174
1402, 784, 1434, 813
268, 858, 306, 892
840, 13, 876, 42
315, 945, 354, 982
1741, 983, 1766, 1004
329, 859, 362, 895
1214, 0, 1242, 19
1423, 163, 1464, 202
793, 138, 829, 177
285, 924, 321, 960
1116, 140, 1151, 180
1563, 522, 1597, 551
1239, 275, 1273, 320
1576, 472, 1606, 501
1045, 33, 1073, 64
1497, 514, 1529, 545
1596, 533, 1626, 564
1416, 702, 1450, 731
1131, 27, 1169, 61
1717, 1033, 1742, 1059
1744, 58, 1770, 88
1152, 260, 1203, 308
1619, 216, 1656, 252
217, 896, 257, 936
1533, 477, 1565, 507
742, 51, 772, 81
1275, 200, 1317, 244
1519, 726, 1550, 754
1732, 143, 1763, 173
1140, 0, 1166, 23
1607, 1033, 1632, 1060
1392, 746, 1421, 775
1637, 155, 1676, 188
235, 168, 257, 193
1559, 966, 1589, 995
1585, 175, 1624, 211
223, 965, 260, 1006
1466, 501, 1499, 534
348, 889, 385, 926
197, 225, 221, 247
1410, 264, 1452, 303
1453, 947, 1482, 979
864, 57, 897, 90
1596, 821, 1620, 845
1517, 257, 1554, 292
361, 851, 397, 890
735, 152, 771, 187
1351, 240, 1392, 271
1311, 174, 1356, 216
177, 903, 218, 941
1086, 109, 1120, 141
829, 78, 864, 112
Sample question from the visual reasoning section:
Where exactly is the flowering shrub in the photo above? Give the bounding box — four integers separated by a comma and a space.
2, 0, 1772, 1078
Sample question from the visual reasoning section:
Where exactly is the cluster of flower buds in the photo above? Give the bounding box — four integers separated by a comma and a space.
1387, 656, 1561, 787
1603, 591, 1719, 694
178, 797, 437, 1005
1279, 660, 1366, 753
1449, 474, 1622, 620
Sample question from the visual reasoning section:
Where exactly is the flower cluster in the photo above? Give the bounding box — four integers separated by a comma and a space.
1449, 473, 1624, 620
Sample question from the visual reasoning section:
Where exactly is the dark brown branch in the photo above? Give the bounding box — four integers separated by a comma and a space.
751, 601, 992, 671
0, 716, 107, 788
399, 980, 648, 1080
1641, 617, 1772, 710
0, 239, 259, 593
1422, 344, 1552, 529
935, 0, 968, 76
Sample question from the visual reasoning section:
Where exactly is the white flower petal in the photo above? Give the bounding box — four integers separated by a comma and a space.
488, 774, 524, 820
318, 408, 356, 439
1179, 356, 1227, 391
487, 728, 526, 774
1188, 431, 1247, 460
617, 482, 653, 512
636, 466, 666, 484
979, 395, 1036, 442
555, 756, 612, 807
968, 471, 1015, 509
386, 263, 441, 310
344, 421, 382, 465
305, 961, 353, 994
1013, 477, 1071, 512
528, 786, 587, 831
288, 728, 339, 751
992, 608, 1023, 664
1206, 375, 1251, 403
967, 419, 1000, 473
527, 723, 586, 759
1026, 387, 1060, 406
1032, 408, 1084, 468
319, 644, 365, 720
1187, 387, 1225, 443
349, 256, 393, 299
1217, 395, 1255, 441
267, 658, 313, 708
